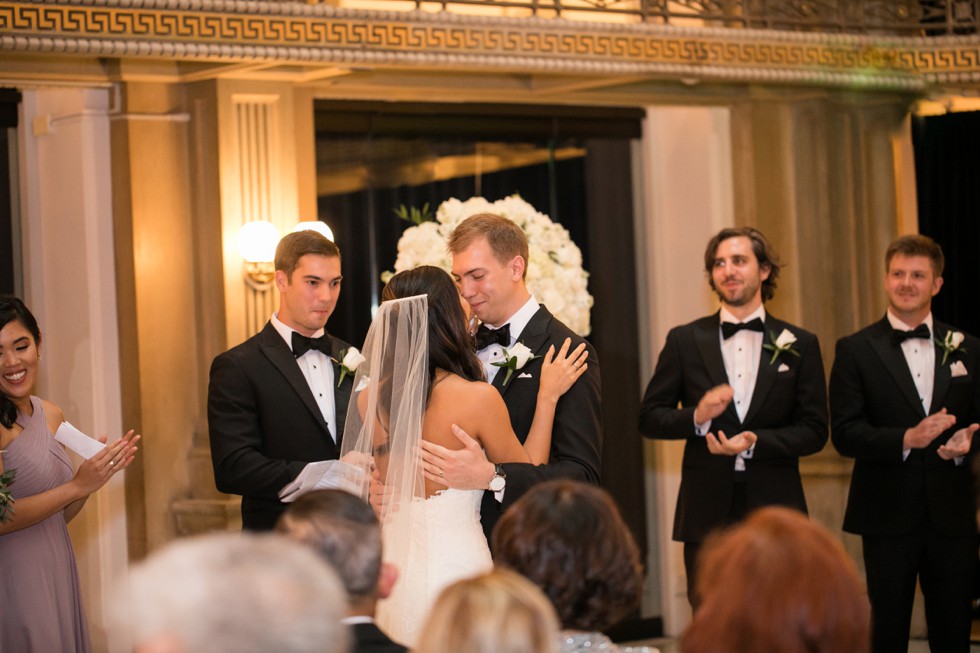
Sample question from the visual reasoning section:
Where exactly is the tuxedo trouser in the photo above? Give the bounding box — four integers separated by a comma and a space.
683, 476, 748, 610
862, 527, 976, 653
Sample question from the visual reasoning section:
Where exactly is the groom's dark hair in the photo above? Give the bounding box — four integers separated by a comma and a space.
703, 227, 782, 302
382, 266, 485, 398
275, 229, 341, 278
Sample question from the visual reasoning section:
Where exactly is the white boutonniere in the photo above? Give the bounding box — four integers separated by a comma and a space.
0, 465, 16, 523
334, 347, 366, 387
935, 331, 967, 367
492, 342, 539, 386
762, 329, 801, 365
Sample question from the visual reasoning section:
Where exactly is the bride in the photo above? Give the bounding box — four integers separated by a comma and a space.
340, 265, 587, 646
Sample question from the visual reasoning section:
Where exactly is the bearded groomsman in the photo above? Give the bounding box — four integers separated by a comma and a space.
830, 234, 980, 653
639, 227, 828, 607
208, 230, 354, 531
419, 212, 602, 542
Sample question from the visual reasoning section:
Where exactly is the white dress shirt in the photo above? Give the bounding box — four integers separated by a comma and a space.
477, 295, 540, 383
695, 305, 765, 471
271, 313, 338, 442
887, 310, 937, 462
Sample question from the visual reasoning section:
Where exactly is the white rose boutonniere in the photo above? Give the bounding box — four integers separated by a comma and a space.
492, 342, 539, 386
335, 347, 366, 387
0, 465, 16, 523
762, 328, 801, 365
936, 331, 967, 366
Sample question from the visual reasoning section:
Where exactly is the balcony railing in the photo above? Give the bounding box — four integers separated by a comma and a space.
383, 0, 978, 34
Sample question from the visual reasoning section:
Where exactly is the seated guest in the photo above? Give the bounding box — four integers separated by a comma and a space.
682, 507, 870, 653
120, 532, 349, 653
493, 480, 658, 653
278, 489, 406, 653
415, 568, 560, 653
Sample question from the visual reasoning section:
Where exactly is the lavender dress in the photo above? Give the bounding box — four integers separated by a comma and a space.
0, 396, 90, 652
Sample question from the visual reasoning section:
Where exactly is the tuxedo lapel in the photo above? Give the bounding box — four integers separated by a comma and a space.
742, 317, 781, 426
494, 306, 551, 397
931, 321, 952, 412
693, 314, 740, 424
869, 318, 928, 418
330, 335, 351, 446
257, 325, 331, 436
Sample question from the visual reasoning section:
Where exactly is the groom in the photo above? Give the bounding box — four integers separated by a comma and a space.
420, 212, 602, 542
638, 227, 828, 606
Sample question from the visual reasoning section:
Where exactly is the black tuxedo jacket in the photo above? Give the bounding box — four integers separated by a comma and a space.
639, 312, 828, 542
350, 621, 407, 653
830, 316, 980, 537
480, 305, 603, 541
208, 322, 353, 531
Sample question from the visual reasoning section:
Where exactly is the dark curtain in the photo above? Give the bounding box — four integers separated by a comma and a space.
0, 89, 20, 296
912, 110, 980, 336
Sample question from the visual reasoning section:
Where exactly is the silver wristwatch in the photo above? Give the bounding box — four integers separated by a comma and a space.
488, 464, 506, 492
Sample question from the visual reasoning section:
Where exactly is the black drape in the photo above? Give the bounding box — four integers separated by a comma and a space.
912, 110, 980, 336
0, 88, 20, 297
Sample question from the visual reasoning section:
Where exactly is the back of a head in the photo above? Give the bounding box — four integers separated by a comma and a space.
492, 480, 642, 632
123, 532, 349, 653
682, 507, 870, 653
415, 569, 560, 653
277, 489, 382, 601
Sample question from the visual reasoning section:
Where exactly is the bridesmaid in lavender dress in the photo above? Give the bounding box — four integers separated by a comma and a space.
0, 297, 139, 653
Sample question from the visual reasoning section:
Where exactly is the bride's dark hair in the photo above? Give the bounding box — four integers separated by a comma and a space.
381, 266, 485, 397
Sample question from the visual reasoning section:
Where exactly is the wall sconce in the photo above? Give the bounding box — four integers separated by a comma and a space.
238, 220, 280, 289
293, 220, 334, 242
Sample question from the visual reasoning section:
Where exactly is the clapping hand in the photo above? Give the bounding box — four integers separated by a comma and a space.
694, 384, 734, 425
937, 423, 979, 461
904, 408, 957, 450
73, 430, 140, 495
706, 429, 757, 456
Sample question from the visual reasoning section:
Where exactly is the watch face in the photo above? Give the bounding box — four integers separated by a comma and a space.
489, 476, 505, 492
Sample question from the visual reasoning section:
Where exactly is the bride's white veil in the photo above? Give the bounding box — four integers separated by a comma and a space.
339, 293, 430, 638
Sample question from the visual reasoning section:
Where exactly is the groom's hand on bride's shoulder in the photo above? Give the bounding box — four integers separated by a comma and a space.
420, 425, 496, 490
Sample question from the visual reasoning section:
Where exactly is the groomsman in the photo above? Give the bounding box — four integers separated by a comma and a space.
208, 230, 354, 531
639, 227, 828, 606
419, 212, 602, 542
830, 234, 979, 653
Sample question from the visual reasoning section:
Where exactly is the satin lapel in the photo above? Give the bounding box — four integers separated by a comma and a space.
741, 317, 782, 426
930, 322, 952, 413
258, 326, 331, 436
869, 318, 927, 418
494, 307, 551, 397
330, 336, 351, 446
693, 314, 739, 424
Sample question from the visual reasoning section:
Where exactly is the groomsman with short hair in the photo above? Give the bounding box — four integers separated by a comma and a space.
830, 234, 980, 653
639, 227, 828, 607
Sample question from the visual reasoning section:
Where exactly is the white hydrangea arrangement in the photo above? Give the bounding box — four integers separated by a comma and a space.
385, 195, 594, 336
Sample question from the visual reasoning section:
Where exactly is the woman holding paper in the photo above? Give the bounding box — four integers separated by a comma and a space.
0, 296, 140, 653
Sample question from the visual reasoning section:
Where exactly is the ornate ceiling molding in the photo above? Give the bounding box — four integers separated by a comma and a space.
1, 0, 978, 90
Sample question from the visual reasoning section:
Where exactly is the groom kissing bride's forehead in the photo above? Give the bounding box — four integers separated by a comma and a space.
423, 211, 603, 542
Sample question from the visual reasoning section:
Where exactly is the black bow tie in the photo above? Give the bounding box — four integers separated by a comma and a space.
892, 323, 931, 346
292, 331, 330, 358
721, 318, 765, 340
474, 324, 511, 350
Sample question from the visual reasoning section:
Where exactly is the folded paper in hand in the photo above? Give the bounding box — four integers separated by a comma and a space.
279, 459, 366, 503
55, 422, 106, 459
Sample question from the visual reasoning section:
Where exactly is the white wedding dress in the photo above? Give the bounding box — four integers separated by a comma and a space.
339, 295, 494, 648
376, 488, 493, 647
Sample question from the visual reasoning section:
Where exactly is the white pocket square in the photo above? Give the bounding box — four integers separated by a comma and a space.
950, 361, 968, 377
777, 363, 790, 373
517, 372, 533, 379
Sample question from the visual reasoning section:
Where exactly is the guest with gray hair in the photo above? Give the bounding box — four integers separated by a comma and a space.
278, 489, 406, 653
120, 532, 349, 653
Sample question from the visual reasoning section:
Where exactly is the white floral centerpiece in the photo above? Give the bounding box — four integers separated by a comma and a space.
385, 195, 594, 336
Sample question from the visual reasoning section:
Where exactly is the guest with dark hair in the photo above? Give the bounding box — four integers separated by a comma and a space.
0, 295, 140, 652
278, 489, 406, 653
415, 568, 561, 653
681, 507, 870, 653
493, 480, 657, 653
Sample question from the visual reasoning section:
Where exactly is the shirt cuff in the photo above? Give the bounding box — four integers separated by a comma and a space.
955, 455, 965, 467
902, 448, 911, 462
739, 443, 756, 459
694, 416, 711, 437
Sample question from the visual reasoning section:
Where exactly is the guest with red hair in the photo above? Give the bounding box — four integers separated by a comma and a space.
682, 507, 870, 653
